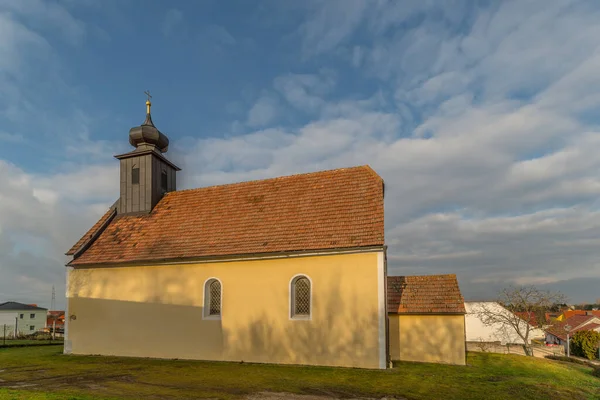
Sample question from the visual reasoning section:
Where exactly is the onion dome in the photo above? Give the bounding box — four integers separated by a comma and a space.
128, 96, 169, 153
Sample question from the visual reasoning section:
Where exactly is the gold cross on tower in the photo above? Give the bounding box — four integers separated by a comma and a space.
144, 90, 152, 114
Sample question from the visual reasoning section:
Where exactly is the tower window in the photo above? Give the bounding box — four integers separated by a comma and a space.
161, 169, 168, 192
132, 167, 140, 184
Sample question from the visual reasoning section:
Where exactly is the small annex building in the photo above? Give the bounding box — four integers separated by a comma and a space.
65, 99, 387, 369
387, 274, 466, 365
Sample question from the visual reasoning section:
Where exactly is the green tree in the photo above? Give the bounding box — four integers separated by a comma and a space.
570, 330, 600, 360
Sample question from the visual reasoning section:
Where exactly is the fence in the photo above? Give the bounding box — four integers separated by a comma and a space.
467, 341, 565, 358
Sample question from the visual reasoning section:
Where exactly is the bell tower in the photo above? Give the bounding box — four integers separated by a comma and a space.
114, 92, 181, 215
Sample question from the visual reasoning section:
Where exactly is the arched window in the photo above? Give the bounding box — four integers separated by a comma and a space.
161, 168, 168, 193
204, 278, 222, 318
290, 275, 311, 319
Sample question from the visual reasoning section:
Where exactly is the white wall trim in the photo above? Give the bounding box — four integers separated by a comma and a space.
289, 274, 313, 321
377, 251, 386, 369
64, 267, 72, 354
202, 277, 223, 320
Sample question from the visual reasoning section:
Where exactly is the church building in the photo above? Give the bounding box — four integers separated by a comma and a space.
65, 98, 388, 369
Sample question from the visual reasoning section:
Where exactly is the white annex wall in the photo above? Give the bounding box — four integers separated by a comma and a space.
464, 302, 545, 345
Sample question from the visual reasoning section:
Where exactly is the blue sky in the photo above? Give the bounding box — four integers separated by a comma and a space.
2, 0, 600, 308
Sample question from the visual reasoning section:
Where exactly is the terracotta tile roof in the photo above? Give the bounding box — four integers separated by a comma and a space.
515, 311, 544, 327
545, 315, 600, 341
387, 274, 466, 314
585, 323, 600, 331
561, 310, 600, 319
68, 166, 384, 266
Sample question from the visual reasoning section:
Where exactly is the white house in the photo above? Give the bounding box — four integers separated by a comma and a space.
0, 302, 48, 337
465, 301, 545, 345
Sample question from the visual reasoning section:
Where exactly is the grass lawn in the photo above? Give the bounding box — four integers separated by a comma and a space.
0, 347, 598, 400
0, 339, 63, 347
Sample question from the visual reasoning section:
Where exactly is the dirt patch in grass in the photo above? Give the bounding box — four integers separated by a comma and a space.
247, 393, 406, 400
0, 348, 599, 400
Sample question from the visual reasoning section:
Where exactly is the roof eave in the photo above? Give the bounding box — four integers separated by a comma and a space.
114, 148, 181, 171
67, 244, 386, 268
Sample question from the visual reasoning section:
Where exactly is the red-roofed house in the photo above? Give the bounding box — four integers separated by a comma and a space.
65, 101, 388, 369
545, 315, 600, 347
387, 274, 466, 365
558, 310, 600, 321
46, 311, 65, 333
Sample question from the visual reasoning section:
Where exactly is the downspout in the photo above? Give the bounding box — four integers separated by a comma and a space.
384, 245, 391, 368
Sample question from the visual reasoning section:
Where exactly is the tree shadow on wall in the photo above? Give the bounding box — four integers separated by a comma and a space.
222, 279, 381, 369
67, 268, 223, 360
390, 315, 465, 365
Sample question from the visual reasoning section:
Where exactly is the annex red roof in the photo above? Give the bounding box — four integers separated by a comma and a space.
68, 166, 384, 266
387, 274, 466, 314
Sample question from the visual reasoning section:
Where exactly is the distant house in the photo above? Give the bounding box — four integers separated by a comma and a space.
556, 310, 600, 321
545, 312, 561, 323
464, 302, 545, 345
46, 311, 65, 332
545, 314, 600, 347
387, 274, 466, 365
0, 302, 48, 336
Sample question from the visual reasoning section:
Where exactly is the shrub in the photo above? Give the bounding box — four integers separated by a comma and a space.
570, 330, 600, 360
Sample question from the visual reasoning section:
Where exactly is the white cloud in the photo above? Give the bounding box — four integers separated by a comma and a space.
0, 160, 115, 308
201, 24, 237, 47
3, 0, 600, 307
298, 0, 369, 57
0, 131, 25, 143
246, 96, 279, 127
274, 71, 336, 112
162, 8, 183, 37
174, 0, 600, 302
0, 0, 86, 46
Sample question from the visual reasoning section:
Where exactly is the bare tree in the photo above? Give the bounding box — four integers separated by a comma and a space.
474, 286, 566, 356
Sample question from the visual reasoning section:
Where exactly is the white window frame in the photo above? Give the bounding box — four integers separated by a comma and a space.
289, 274, 312, 320
203, 277, 222, 320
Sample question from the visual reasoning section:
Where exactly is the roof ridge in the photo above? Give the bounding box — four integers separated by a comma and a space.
165, 165, 377, 196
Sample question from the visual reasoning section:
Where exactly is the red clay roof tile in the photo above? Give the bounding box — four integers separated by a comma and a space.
387, 274, 466, 314
68, 165, 384, 266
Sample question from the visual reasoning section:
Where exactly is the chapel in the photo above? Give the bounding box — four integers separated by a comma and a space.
65, 99, 466, 368
65, 98, 387, 369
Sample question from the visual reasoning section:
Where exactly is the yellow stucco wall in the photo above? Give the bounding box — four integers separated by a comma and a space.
389, 314, 466, 365
67, 251, 384, 369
